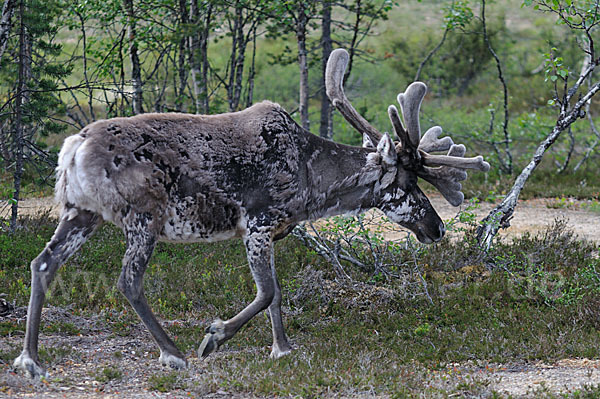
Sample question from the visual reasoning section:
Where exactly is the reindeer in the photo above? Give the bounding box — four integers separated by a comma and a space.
14, 49, 489, 378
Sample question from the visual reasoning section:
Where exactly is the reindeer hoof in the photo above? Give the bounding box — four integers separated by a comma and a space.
13, 353, 48, 379
270, 346, 292, 359
159, 352, 187, 369
198, 319, 225, 359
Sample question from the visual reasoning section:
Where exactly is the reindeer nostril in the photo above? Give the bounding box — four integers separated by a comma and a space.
438, 224, 446, 239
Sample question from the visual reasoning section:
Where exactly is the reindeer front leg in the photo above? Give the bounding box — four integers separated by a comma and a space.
267, 247, 293, 358
199, 231, 277, 358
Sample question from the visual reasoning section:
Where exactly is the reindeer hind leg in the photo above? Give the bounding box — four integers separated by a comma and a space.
14, 207, 101, 379
117, 212, 187, 369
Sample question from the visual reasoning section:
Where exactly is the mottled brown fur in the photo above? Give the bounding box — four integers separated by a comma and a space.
16, 99, 448, 378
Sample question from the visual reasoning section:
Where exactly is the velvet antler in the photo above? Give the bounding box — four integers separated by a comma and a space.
326, 49, 383, 145
395, 83, 490, 206
326, 48, 490, 207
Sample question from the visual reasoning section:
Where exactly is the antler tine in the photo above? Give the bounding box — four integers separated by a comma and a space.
397, 82, 427, 148
418, 144, 469, 206
421, 150, 491, 172
419, 126, 454, 153
326, 49, 382, 144
387, 105, 412, 149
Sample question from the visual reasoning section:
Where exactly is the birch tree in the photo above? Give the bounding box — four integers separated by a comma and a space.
123, 0, 143, 114
476, 0, 600, 249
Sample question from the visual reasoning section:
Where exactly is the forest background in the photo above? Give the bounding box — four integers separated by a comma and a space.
2, 0, 600, 230
4, 1, 600, 397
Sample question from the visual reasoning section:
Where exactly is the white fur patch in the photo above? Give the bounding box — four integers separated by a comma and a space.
270, 346, 292, 359
159, 352, 187, 369
387, 198, 423, 223
39, 263, 47, 272
161, 204, 238, 243
13, 353, 48, 379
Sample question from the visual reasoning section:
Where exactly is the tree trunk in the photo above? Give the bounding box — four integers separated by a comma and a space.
297, 7, 310, 131
10, 0, 29, 232
189, 0, 211, 114
227, 4, 243, 112
232, 6, 246, 111
319, 0, 333, 139
245, 25, 257, 108
344, 0, 362, 84
124, 0, 143, 115
175, 0, 188, 112
0, 0, 14, 62
200, 7, 210, 114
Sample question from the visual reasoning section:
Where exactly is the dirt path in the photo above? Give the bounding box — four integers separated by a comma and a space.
430, 196, 600, 243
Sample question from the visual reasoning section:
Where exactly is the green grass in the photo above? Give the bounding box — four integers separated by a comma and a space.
42, 321, 81, 336
1, 215, 599, 396
148, 371, 187, 392
95, 365, 122, 383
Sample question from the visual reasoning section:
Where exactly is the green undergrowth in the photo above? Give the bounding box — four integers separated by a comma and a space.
1, 215, 600, 397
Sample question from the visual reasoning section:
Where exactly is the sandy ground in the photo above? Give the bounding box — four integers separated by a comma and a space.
431, 196, 600, 243
1, 196, 600, 398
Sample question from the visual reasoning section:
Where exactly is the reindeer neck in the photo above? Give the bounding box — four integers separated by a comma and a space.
301, 133, 382, 221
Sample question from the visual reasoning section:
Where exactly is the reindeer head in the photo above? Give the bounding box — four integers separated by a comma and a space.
326, 49, 490, 243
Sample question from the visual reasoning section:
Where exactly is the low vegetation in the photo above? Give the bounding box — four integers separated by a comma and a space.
1, 212, 599, 397
1, 0, 600, 396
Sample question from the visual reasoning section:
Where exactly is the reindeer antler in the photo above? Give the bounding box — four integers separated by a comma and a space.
326, 48, 490, 207
395, 82, 490, 206
326, 49, 383, 145
396, 83, 489, 170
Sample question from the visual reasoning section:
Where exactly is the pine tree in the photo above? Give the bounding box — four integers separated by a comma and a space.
0, 0, 70, 231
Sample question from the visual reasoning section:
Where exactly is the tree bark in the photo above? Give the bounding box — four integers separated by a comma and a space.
319, 0, 333, 139
232, 5, 246, 111
297, 6, 310, 131
10, 0, 29, 232
124, 0, 143, 115
226, 3, 245, 111
200, 6, 210, 114
175, 0, 188, 112
0, 0, 14, 62
189, 0, 211, 114
343, 0, 362, 84
245, 25, 257, 108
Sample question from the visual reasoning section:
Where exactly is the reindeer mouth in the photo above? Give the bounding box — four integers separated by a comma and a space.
413, 223, 445, 244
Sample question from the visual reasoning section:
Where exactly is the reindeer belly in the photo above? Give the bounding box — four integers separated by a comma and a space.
159, 196, 242, 243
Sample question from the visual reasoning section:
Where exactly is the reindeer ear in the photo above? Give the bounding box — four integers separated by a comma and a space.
377, 133, 397, 166
362, 134, 375, 148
